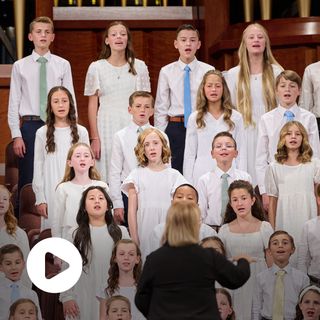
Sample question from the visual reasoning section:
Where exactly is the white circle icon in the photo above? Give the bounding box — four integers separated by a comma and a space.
27, 237, 82, 293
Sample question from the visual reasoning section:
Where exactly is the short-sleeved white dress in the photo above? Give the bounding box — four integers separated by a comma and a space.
60, 225, 130, 320
218, 221, 273, 320
32, 125, 89, 230
225, 64, 283, 185
266, 159, 320, 245
84, 59, 151, 183
183, 109, 247, 185
121, 166, 187, 258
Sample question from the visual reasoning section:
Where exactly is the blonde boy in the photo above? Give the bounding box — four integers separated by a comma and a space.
7, 16, 76, 210
154, 24, 214, 173
0, 244, 42, 320
252, 231, 309, 320
256, 70, 320, 211
197, 132, 251, 229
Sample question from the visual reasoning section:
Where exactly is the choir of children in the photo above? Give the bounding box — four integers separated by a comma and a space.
2, 16, 320, 320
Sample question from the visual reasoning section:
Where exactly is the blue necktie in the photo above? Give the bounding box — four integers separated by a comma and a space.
284, 110, 295, 122
10, 283, 20, 303
37, 56, 48, 122
221, 173, 229, 222
184, 65, 191, 127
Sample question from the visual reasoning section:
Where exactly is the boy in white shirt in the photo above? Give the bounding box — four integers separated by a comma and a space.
197, 131, 251, 230
110, 91, 166, 225
256, 70, 320, 212
0, 244, 42, 320
252, 230, 309, 320
154, 24, 214, 173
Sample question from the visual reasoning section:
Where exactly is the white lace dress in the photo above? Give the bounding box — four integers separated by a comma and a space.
84, 59, 151, 182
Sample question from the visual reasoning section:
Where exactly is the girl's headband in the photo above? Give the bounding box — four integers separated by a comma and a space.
299, 285, 320, 302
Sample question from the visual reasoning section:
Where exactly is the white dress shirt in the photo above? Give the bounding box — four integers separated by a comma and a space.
256, 104, 320, 194
300, 61, 320, 117
0, 277, 42, 320
252, 264, 309, 320
183, 109, 247, 185
197, 166, 251, 226
154, 58, 214, 131
297, 216, 320, 279
8, 50, 76, 138
109, 121, 151, 209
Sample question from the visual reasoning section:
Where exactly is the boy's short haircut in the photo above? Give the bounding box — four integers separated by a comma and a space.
0, 244, 24, 264
176, 24, 200, 39
275, 70, 302, 88
173, 183, 199, 202
268, 230, 295, 249
211, 131, 237, 150
29, 16, 54, 33
129, 90, 154, 108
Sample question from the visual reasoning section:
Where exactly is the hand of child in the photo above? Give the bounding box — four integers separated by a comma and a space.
13, 137, 26, 158
262, 194, 269, 212
90, 138, 101, 160
233, 254, 257, 264
36, 203, 48, 218
114, 208, 124, 224
63, 300, 80, 319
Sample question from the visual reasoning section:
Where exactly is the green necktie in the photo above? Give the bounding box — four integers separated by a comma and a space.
221, 173, 229, 222
37, 56, 48, 122
272, 269, 286, 320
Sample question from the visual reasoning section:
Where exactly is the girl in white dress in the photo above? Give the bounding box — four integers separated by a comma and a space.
121, 128, 187, 258
266, 121, 320, 263
0, 185, 30, 287
295, 285, 320, 320
32, 86, 89, 230
98, 239, 145, 320
52, 142, 108, 240
183, 70, 246, 185
85, 21, 151, 183
218, 180, 273, 320
60, 186, 129, 320
225, 23, 282, 188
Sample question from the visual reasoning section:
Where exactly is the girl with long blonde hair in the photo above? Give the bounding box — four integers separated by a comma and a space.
183, 70, 247, 185
225, 23, 283, 184
266, 121, 320, 264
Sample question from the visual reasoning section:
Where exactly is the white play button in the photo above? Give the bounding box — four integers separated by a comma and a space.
27, 237, 82, 293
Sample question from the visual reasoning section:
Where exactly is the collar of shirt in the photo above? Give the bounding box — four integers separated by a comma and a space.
277, 103, 299, 117
0, 276, 21, 289
177, 57, 198, 72
271, 263, 291, 275
130, 121, 151, 132
214, 166, 234, 179
32, 49, 52, 62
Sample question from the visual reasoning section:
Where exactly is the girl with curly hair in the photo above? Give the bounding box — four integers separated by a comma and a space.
32, 86, 89, 230
60, 186, 129, 320
266, 121, 320, 263
97, 239, 144, 320
121, 128, 186, 258
183, 70, 247, 185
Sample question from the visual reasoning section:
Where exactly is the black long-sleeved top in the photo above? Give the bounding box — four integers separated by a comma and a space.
135, 243, 250, 320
